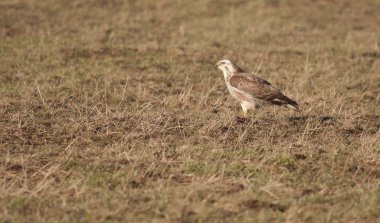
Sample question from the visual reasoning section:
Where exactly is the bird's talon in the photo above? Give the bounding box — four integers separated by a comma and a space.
235, 116, 246, 123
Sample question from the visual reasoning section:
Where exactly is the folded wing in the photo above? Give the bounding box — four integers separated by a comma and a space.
229, 73, 299, 110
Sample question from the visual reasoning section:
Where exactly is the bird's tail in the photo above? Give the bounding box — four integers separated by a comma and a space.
284, 97, 299, 111
271, 94, 300, 111
286, 103, 299, 111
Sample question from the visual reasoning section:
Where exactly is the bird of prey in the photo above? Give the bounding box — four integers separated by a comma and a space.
215, 59, 299, 117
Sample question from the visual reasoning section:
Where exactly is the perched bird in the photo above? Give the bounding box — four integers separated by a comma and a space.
215, 59, 299, 117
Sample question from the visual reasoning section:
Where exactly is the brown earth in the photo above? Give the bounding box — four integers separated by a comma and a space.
0, 0, 379, 222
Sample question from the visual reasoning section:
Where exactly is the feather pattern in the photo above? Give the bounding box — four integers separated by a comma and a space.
216, 59, 299, 113
229, 73, 298, 110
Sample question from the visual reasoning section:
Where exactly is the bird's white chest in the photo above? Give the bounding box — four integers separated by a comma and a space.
223, 71, 259, 110
223, 73, 250, 101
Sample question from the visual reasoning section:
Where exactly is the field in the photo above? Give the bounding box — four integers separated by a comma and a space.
1, 0, 380, 222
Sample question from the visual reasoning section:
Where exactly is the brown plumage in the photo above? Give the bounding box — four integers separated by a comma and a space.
215, 59, 299, 117
229, 73, 299, 109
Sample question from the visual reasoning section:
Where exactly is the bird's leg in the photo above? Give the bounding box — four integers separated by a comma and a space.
240, 103, 248, 118
242, 110, 248, 118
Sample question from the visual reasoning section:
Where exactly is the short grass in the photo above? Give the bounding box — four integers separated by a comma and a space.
1, 0, 380, 222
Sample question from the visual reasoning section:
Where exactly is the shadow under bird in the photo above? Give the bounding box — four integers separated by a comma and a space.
215, 59, 299, 117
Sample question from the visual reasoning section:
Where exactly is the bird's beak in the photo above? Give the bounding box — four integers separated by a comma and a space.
215, 62, 220, 67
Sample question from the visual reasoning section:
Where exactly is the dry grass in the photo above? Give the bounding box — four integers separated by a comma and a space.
1, 0, 380, 222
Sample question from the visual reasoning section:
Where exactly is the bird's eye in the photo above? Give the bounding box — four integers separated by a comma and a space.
221, 62, 225, 64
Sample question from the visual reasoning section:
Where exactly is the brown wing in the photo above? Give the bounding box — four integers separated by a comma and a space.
229, 73, 299, 109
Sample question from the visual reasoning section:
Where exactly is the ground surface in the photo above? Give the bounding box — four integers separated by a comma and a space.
1, 0, 380, 222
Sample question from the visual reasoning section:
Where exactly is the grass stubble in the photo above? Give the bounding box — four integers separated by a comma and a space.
0, 0, 379, 222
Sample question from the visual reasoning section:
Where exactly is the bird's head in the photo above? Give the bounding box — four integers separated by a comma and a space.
215, 59, 242, 74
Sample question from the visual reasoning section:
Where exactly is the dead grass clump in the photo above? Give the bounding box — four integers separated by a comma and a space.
1, 0, 380, 222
